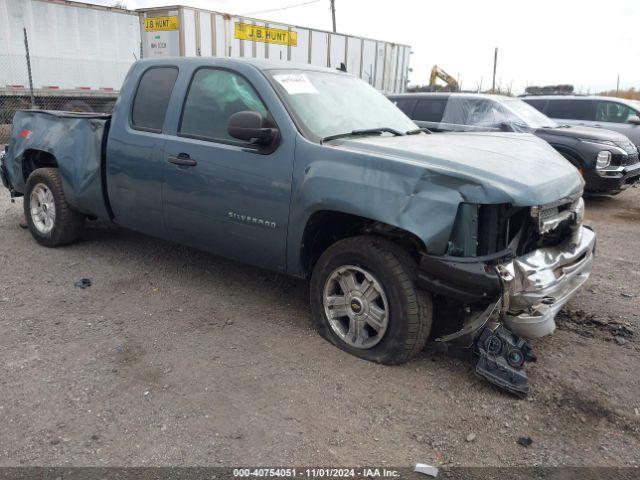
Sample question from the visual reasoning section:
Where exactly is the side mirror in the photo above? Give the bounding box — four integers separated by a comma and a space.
628, 115, 640, 125
228, 111, 277, 146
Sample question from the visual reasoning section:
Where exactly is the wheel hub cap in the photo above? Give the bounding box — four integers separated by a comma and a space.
350, 298, 363, 314
30, 183, 56, 235
322, 265, 389, 349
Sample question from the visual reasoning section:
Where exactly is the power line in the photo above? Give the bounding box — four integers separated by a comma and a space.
242, 0, 320, 16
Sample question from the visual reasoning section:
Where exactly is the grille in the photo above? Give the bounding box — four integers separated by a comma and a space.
625, 153, 640, 166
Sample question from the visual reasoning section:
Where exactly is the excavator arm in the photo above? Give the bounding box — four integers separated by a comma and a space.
429, 65, 459, 92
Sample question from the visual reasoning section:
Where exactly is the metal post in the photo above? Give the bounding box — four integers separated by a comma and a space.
23, 27, 35, 109
330, 0, 336, 33
491, 47, 498, 93
616, 74, 620, 96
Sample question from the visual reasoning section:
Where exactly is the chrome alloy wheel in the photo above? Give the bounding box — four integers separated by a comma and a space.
322, 265, 389, 349
30, 183, 56, 234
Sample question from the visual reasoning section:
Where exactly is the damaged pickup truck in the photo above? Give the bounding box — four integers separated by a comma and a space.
0, 58, 596, 395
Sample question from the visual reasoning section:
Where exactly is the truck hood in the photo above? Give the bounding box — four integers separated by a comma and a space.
333, 132, 583, 206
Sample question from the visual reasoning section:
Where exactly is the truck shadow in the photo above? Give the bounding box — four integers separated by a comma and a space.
78, 219, 484, 388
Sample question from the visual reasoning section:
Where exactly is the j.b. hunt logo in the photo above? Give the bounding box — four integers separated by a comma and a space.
228, 211, 277, 229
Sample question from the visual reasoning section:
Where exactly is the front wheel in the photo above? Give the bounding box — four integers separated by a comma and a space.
310, 236, 432, 365
24, 168, 84, 247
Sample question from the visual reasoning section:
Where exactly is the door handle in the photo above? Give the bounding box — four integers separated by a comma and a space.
168, 153, 197, 167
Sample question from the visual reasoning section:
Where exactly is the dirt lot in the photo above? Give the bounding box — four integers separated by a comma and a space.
0, 186, 639, 468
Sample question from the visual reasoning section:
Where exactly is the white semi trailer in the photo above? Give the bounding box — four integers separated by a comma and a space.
0, 0, 411, 140
137, 5, 411, 94
0, 0, 140, 122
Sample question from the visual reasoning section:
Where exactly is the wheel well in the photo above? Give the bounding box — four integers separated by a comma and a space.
22, 149, 58, 181
554, 146, 584, 168
300, 210, 426, 277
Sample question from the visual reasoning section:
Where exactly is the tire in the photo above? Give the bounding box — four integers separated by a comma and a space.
24, 168, 84, 247
310, 236, 432, 365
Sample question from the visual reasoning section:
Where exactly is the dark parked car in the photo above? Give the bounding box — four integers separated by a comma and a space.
522, 95, 640, 149
389, 92, 640, 195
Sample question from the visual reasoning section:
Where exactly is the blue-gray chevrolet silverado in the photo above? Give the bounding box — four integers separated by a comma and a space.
0, 58, 596, 395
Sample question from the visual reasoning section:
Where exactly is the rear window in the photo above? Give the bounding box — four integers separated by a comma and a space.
545, 99, 595, 121
413, 99, 448, 122
131, 67, 179, 132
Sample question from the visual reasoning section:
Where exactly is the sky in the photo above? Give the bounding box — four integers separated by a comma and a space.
90, 0, 640, 94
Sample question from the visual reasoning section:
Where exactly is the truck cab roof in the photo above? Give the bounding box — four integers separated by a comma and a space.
135, 56, 345, 75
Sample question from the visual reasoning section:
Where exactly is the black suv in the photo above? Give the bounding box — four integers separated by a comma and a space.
389, 92, 640, 195
521, 95, 640, 150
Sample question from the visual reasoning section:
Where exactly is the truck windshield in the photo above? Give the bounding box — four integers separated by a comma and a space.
267, 69, 417, 141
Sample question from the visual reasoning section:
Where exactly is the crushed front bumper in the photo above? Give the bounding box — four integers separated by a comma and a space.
502, 226, 596, 337
419, 226, 596, 340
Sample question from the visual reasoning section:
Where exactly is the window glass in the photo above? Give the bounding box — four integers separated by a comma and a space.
267, 70, 416, 139
595, 101, 634, 123
131, 67, 178, 131
180, 69, 268, 141
523, 99, 547, 112
413, 99, 447, 122
441, 98, 508, 126
392, 98, 417, 116
545, 99, 595, 121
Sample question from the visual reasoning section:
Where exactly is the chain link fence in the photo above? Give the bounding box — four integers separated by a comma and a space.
1, 27, 123, 146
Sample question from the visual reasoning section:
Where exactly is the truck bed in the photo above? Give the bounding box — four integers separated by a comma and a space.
3, 110, 112, 220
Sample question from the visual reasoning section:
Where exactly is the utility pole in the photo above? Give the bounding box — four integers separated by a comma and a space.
330, 0, 336, 32
491, 47, 498, 93
616, 74, 620, 96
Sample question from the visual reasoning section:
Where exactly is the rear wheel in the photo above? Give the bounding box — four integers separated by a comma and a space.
310, 236, 432, 364
24, 168, 84, 247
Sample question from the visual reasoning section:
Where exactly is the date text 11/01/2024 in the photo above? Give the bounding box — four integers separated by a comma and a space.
233, 468, 402, 478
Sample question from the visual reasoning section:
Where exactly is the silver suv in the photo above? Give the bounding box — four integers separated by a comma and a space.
522, 95, 640, 149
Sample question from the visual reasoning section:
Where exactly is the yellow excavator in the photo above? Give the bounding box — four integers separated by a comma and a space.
429, 65, 459, 92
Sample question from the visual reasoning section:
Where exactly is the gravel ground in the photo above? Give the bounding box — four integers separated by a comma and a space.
0, 186, 639, 467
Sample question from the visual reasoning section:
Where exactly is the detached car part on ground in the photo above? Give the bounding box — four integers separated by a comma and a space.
389, 92, 640, 195
1, 58, 596, 397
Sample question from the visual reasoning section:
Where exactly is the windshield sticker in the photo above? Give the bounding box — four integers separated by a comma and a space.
274, 74, 319, 95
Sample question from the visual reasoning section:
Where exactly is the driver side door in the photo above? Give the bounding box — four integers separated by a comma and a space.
162, 67, 294, 271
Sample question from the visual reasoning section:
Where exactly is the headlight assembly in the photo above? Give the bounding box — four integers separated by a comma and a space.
596, 151, 612, 169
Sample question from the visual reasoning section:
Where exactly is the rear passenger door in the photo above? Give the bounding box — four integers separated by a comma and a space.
106, 65, 179, 239
161, 67, 294, 271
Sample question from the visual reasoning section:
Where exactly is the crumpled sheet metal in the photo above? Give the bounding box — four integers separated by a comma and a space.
6, 110, 111, 220
287, 131, 584, 273
504, 226, 596, 338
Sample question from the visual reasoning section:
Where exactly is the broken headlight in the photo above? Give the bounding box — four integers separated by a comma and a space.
530, 196, 584, 235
